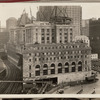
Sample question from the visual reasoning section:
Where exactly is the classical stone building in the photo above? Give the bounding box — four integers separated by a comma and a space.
8, 21, 74, 45
23, 42, 91, 84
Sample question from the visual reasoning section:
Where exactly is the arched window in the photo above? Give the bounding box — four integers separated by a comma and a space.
51, 63, 55, 67
78, 61, 82, 71
35, 65, 40, 68
43, 64, 48, 75
58, 63, 62, 73
50, 63, 55, 74
65, 62, 69, 67
58, 63, 62, 67
43, 64, 48, 68
65, 62, 69, 73
35, 65, 40, 76
71, 62, 76, 72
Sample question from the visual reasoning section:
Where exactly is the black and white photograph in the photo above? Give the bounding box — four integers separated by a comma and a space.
0, 3, 100, 94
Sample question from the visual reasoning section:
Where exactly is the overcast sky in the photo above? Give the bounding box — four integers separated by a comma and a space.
1, 3, 100, 27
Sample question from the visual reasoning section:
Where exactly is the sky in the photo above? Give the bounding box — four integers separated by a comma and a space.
1, 3, 100, 27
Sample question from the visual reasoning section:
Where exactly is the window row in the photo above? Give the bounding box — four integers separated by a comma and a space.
35, 66, 82, 76
34, 55, 87, 61
41, 28, 73, 33
33, 51, 83, 56
29, 50, 89, 57
34, 45, 87, 50
35, 62, 82, 68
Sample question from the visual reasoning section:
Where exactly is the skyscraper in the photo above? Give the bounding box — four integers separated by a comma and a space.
37, 6, 82, 36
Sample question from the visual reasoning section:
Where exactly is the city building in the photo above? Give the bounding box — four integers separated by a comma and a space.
7, 6, 93, 87
74, 35, 90, 47
91, 60, 100, 72
8, 21, 74, 45
81, 18, 100, 58
22, 42, 91, 84
82, 19, 89, 37
0, 32, 9, 44
37, 6, 82, 36
6, 17, 17, 31
89, 18, 100, 58
91, 54, 98, 60
7, 22, 92, 84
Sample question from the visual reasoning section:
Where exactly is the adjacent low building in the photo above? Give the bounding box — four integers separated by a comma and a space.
74, 35, 90, 47
91, 54, 98, 60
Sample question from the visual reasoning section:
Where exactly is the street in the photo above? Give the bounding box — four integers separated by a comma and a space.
53, 74, 100, 94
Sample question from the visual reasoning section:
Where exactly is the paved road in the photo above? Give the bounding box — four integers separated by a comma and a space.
0, 60, 22, 94
53, 74, 100, 94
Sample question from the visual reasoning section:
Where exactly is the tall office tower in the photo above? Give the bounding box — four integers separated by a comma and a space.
89, 18, 100, 58
37, 6, 82, 36
82, 19, 89, 37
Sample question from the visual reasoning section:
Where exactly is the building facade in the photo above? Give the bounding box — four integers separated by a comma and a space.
74, 35, 90, 47
89, 18, 100, 58
91, 54, 98, 60
23, 43, 91, 84
7, 7, 92, 85
8, 21, 74, 45
82, 19, 89, 36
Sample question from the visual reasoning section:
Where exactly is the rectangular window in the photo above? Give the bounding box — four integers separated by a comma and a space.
47, 37, 49, 40
58, 68, 62, 73
35, 58, 37, 61
29, 73, 31, 77
65, 40, 67, 43
29, 53, 31, 56
35, 71, 40, 76
60, 33, 62, 35
72, 67, 75, 72
70, 28, 72, 31
29, 59, 31, 62
59, 29, 62, 31
43, 70, 48, 75
47, 29, 50, 32
29, 65, 31, 70
51, 69, 55, 74
42, 33, 44, 35
36, 28, 38, 31
70, 33, 72, 35
41, 29, 45, 32
65, 68, 69, 73
64, 33, 67, 35
42, 37, 44, 40
52, 29, 54, 32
